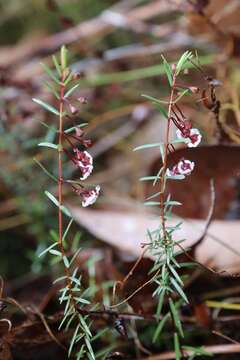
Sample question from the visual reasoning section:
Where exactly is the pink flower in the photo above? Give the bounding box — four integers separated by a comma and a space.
176, 159, 195, 175
176, 128, 202, 147
81, 185, 100, 207
69, 103, 78, 115
166, 158, 195, 178
74, 149, 93, 180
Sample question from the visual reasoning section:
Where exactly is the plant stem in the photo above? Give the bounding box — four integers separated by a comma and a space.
159, 69, 177, 243
58, 77, 65, 253
58, 75, 75, 303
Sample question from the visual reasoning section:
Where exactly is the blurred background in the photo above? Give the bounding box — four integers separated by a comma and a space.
0, 0, 240, 358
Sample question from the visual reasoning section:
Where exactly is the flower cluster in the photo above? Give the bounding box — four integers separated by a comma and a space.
176, 128, 202, 148
166, 158, 195, 178
64, 127, 100, 207
167, 106, 202, 179
75, 185, 101, 207
74, 149, 93, 180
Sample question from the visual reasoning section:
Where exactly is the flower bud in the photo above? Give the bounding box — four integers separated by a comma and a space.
189, 86, 200, 94
77, 96, 87, 104
69, 103, 78, 115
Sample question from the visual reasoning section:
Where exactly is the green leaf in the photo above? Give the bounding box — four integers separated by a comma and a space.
85, 337, 95, 360
64, 84, 80, 98
72, 232, 82, 252
166, 174, 185, 180
159, 144, 165, 163
161, 55, 173, 86
174, 332, 181, 360
70, 248, 82, 266
153, 312, 170, 343
53, 275, 67, 284
147, 228, 153, 242
33, 158, 58, 182
32, 98, 59, 116
144, 201, 160, 206
41, 62, 61, 84
142, 94, 168, 118
68, 323, 80, 357
38, 142, 58, 149
65, 312, 77, 331
91, 327, 108, 342
37, 119, 57, 132
134, 142, 162, 151
64, 123, 88, 133
80, 316, 92, 337
154, 103, 169, 119
74, 297, 90, 305
39, 242, 58, 257
50, 229, 59, 242
58, 305, 71, 327
153, 167, 164, 186
145, 191, 161, 201
49, 249, 62, 256
164, 200, 182, 206
170, 277, 189, 303
52, 55, 62, 77
176, 50, 193, 75
156, 288, 166, 318
174, 89, 190, 103
44, 81, 60, 99
63, 218, 74, 242
64, 71, 73, 85
62, 255, 70, 268
171, 138, 190, 144
169, 298, 184, 338
142, 94, 169, 105
76, 345, 85, 360
140, 175, 161, 182
61, 45, 68, 70
63, 296, 71, 314
168, 265, 184, 286
45, 191, 72, 217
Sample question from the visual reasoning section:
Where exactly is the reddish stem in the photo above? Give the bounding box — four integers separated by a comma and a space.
58, 73, 76, 306
58, 78, 65, 252
160, 69, 177, 243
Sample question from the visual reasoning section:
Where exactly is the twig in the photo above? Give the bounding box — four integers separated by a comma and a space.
109, 269, 160, 309
120, 247, 148, 289
140, 343, 240, 359
33, 306, 67, 351
191, 178, 215, 253
212, 330, 240, 345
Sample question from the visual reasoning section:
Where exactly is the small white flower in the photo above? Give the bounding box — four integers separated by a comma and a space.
79, 151, 93, 165
75, 150, 93, 180
80, 165, 93, 180
177, 159, 195, 175
187, 128, 202, 148
176, 128, 202, 147
82, 185, 100, 207
166, 158, 195, 178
